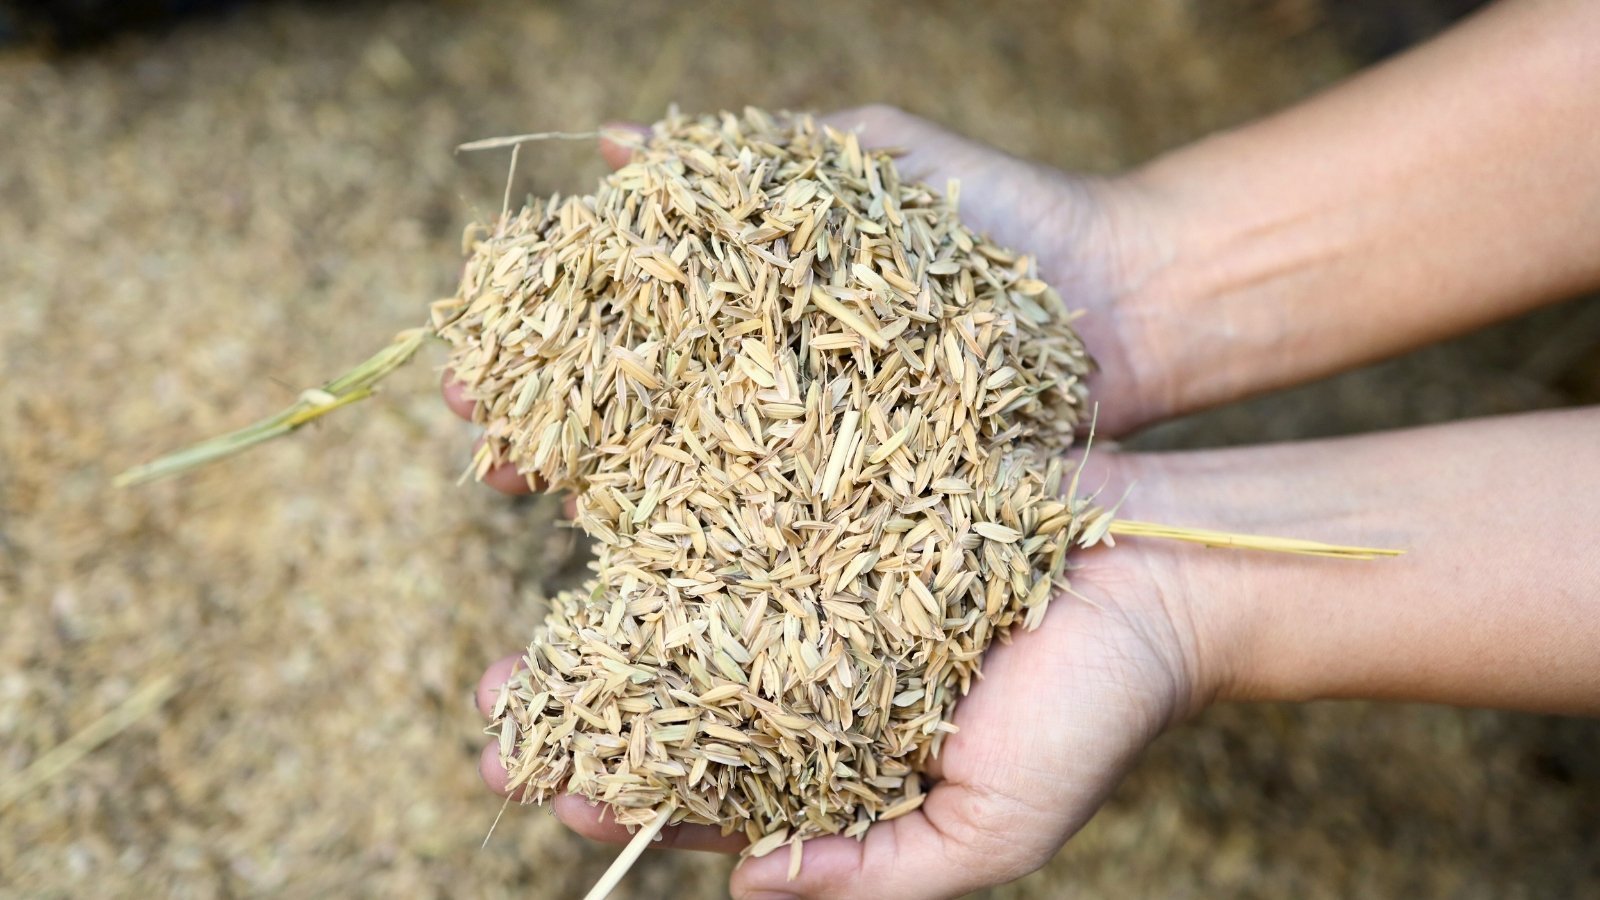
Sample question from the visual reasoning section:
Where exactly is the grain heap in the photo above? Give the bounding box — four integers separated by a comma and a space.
433, 108, 1103, 850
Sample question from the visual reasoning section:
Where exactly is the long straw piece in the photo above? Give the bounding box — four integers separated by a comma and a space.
0, 671, 180, 812
582, 807, 673, 900
114, 327, 431, 487
1107, 519, 1403, 560
457, 131, 602, 152
456, 128, 646, 154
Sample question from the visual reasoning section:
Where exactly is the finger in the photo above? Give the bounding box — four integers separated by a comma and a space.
471, 437, 541, 494
476, 653, 525, 719
821, 105, 970, 180
468, 439, 578, 510
482, 460, 538, 494
446, 379, 532, 492
440, 372, 477, 421
478, 740, 525, 798
553, 794, 749, 855
730, 784, 1031, 900
599, 122, 650, 171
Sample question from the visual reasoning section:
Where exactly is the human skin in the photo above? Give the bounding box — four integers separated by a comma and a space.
452, 1, 1600, 896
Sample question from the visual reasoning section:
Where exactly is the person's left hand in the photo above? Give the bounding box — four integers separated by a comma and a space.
450, 370, 1220, 900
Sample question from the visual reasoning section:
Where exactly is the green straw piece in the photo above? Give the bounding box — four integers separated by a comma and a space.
114, 327, 432, 487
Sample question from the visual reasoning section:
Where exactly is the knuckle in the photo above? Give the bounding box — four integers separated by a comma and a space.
940, 791, 1052, 883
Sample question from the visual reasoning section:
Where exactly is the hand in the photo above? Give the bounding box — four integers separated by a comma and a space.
450, 100, 1600, 899
455, 3, 1600, 889
723, 461, 1216, 899
446, 107, 1220, 898
443, 105, 1171, 492
455, 395, 1217, 899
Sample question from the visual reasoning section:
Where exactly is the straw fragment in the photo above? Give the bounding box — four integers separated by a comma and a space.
114, 328, 430, 486
1105, 519, 1405, 560
0, 672, 180, 812
581, 806, 673, 900
448, 109, 1096, 856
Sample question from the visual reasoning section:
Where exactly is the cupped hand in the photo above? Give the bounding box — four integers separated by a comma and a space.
472, 493, 1210, 900
445, 106, 1172, 444
449, 107, 1216, 898
457, 433, 1213, 900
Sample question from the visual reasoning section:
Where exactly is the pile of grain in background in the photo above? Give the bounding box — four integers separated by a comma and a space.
4, 1, 1597, 898
439, 108, 1098, 845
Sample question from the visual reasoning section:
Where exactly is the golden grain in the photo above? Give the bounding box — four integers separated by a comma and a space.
440, 108, 1101, 854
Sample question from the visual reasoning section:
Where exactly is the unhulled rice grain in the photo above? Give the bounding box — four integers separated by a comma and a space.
432, 108, 1103, 852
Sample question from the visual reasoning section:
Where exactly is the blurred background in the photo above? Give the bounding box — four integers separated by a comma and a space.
2, 1, 1597, 897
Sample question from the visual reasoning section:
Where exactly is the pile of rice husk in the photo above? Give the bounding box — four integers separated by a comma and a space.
436, 108, 1108, 851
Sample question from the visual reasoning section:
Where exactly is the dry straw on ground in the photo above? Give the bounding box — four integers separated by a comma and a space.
116, 107, 1396, 893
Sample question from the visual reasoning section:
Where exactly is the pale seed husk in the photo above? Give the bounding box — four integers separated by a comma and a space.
434, 107, 1097, 850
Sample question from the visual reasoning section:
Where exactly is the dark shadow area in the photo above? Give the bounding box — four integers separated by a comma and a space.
1324, 0, 1493, 59
0, 0, 390, 52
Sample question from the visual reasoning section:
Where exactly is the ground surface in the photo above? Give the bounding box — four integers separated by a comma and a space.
2, 1, 1597, 897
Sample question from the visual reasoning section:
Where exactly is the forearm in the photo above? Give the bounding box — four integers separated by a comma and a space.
1115, 407, 1600, 715
1117, 0, 1600, 423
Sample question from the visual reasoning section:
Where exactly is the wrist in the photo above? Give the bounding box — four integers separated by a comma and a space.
1102, 445, 1338, 710
1054, 167, 1199, 435
1087, 451, 1257, 719
1083, 146, 1308, 435
1109, 135, 1335, 429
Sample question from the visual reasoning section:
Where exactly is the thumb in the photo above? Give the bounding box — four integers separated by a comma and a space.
730, 784, 1035, 900
598, 121, 650, 170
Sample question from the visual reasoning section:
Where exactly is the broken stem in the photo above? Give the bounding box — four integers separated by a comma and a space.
582, 806, 673, 900
0, 671, 180, 812
1106, 519, 1403, 560
114, 327, 432, 487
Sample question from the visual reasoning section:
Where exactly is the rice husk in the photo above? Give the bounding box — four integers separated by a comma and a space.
432, 108, 1099, 849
